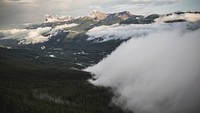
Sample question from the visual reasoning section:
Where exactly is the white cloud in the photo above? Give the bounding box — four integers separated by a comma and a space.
53, 24, 78, 31
84, 23, 200, 113
0, 22, 79, 44
2, 0, 181, 14
124, 0, 179, 5
19, 27, 51, 44
3, 0, 34, 5
0, 27, 51, 44
155, 13, 200, 22
87, 22, 196, 42
89, 0, 180, 12
86, 14, 200, 43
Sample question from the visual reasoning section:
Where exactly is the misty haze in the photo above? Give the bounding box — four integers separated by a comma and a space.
0, 0, 200, 113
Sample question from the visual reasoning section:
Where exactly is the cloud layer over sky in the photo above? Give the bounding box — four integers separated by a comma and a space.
0, 0, 200, 28
85, 22, 200, 113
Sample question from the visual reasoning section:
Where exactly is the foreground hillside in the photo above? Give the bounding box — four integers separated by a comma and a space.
0, 48, 126, 113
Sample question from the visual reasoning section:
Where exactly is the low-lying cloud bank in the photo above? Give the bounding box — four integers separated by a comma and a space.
0, 27, 51, 44
84, 24, 200, 113
0, 23, 78, 45
86, 22, 200, 42
155, 12, 200, 23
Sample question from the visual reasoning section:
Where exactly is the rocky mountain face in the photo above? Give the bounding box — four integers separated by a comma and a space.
44, 11, 200, 26
88, 10, 108, 21
45, 11, 134, 24
113, 11, 133, 20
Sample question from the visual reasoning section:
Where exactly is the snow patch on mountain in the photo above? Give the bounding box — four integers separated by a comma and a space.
49, 55, 56, 58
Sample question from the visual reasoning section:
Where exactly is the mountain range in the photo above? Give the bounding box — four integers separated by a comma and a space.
0, 11, 199, 67
0, 10, 200, 113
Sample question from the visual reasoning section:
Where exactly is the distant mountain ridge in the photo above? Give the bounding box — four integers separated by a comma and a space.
45, 11, 200, 24
0, 11, 200, 48
0, 10, 199, 73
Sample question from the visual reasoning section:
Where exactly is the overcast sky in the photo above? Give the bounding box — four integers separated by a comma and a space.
0, 0, 200, 28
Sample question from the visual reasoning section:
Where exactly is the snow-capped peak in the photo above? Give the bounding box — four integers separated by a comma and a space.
45, 14, 73, 22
